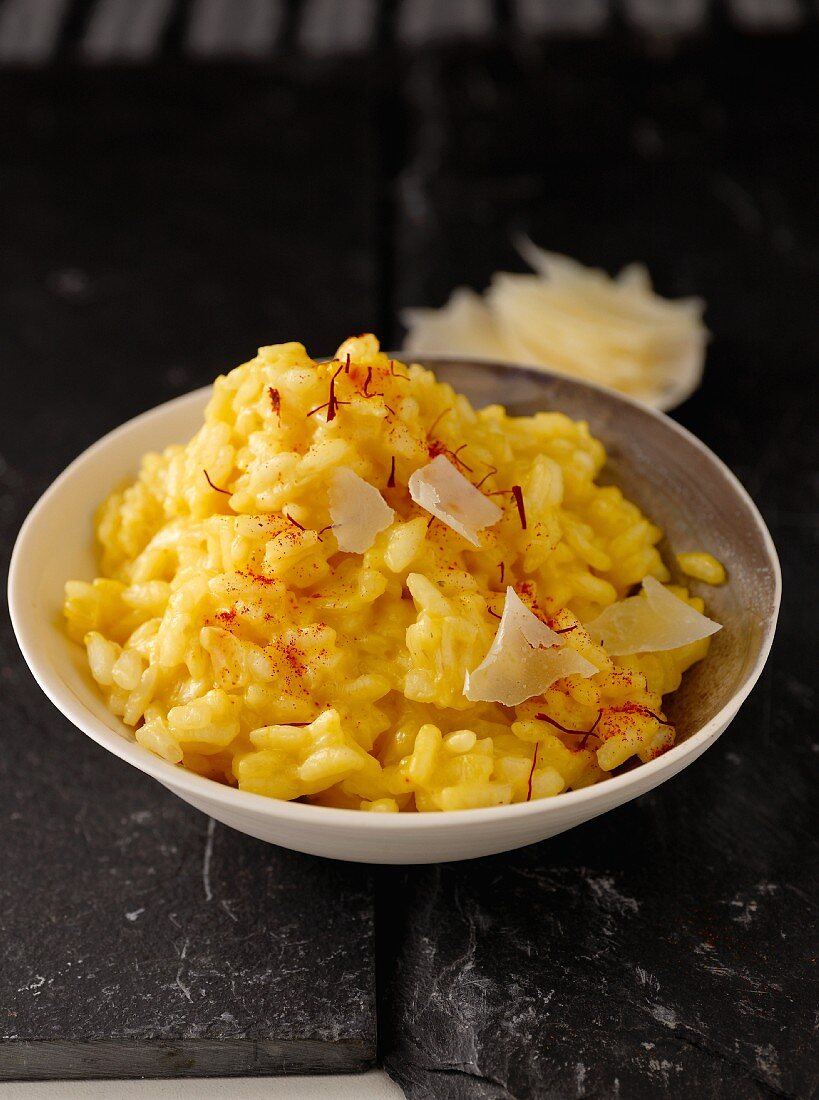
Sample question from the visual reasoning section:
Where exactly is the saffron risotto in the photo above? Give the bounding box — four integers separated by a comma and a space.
64, 335, 720, 813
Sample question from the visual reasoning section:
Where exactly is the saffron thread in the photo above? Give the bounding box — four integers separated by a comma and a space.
512, 484, 527, 529
450, 443, 473, 472
387, 456, 396, 488
526, 743, 539, 802
619, 704, 672, 727
535, 710, 602, 750
428, 407, 452, 436
307, 399, 350, 418
360, 366, 394, 413
487, 484, 527, 530
475, 463, 498, 490
326, 361, 345, 421
203, 470, 231, 495
645, 709, 671, 725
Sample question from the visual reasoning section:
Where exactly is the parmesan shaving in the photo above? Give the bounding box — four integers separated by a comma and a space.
585, 575, 721, 656
408, 454, 502, 547
464, 587, 597, 706
402, 239, 707, 411
328, 467, 394, 554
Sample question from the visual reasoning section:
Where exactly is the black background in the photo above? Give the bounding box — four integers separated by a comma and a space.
1, 6, 817, 1097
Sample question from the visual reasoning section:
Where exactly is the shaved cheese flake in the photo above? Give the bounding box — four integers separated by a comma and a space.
402, 239, 707, 411
585, 575, 721, 656
328, 467, 394, 554
403, 287, 510, 361
408, 455, 502, 548
464, 587, 597, 706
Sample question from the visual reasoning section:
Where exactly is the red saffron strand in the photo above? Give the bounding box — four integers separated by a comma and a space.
578, 712, 602, 749
387, 456, 396, 488
643, 708, 672, 726
268, 387, 281, 419
534, 713, 586, 736
488, 608, 502, 619
326, 361, 345, 422
555, 625, 577, 634
472, 457, 499, 488
526, 743, 539, 802
203, 470, 231, 495
602, 702, 673, 728
389, 359, 409, 381
499, 562, 505, 584
361, 366, 393, 409
283, 512, 305, 532
620, 704, 672, 727
450, 443, 473, 472
512, 484, 527, 529
535, 711, 602, 750
429, 440, 473, 472
307, 399, 350, 418
486, 484, 527, 530
344, 353, 351, 375
428, 406, 452, 436
475, 465, 498, 489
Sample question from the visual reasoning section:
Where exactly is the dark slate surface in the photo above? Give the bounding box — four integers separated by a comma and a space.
0, 65, 379, 1080
0, 748, 376, 1079
1, 27, 817, 1100
381, 31, 818, 1100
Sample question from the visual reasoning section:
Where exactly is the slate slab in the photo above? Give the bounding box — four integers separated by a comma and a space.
0, 728, 376, 1079
380, 531, 818, 1096
0, 63, 381, 1081
383, 31, 818, 1100
380, 750, 817, 1097
1, 27, 816, 1099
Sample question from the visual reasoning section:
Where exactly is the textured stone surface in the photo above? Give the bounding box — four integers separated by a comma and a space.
380, 721, 817, 1097
0, 65, 379, 1080
2, 26, 817, 1099
382, 30, 818, 1100
0, 751, 376, 1078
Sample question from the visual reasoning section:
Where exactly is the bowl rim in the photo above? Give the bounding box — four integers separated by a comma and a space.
8, 356, 781, 830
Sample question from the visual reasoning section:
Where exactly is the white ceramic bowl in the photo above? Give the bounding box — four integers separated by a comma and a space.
9, 358, 780, 864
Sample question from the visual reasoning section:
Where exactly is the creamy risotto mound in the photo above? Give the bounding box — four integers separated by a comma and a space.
64, 335, 722, 812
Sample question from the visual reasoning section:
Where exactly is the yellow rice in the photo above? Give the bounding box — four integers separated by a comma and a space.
64, 335, 716, 812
